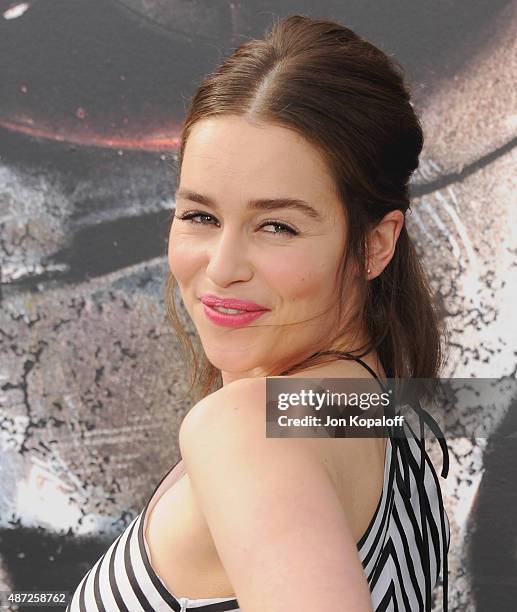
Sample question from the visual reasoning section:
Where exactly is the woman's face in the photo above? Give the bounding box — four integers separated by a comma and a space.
168, 115, 356, 384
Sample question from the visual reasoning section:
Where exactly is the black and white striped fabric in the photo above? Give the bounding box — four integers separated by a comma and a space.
67, 355, 450, 612
360, 424, 450, 611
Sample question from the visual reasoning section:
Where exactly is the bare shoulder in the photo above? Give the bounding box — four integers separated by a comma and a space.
179, 376, 321, 467
178, 365, 383, 482
178, 376, 374, 609
179, 377, 265, 437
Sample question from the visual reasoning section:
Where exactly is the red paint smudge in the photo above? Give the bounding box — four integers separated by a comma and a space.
0, 117, 181, 151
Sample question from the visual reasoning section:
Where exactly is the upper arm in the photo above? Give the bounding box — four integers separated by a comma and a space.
179, 378, 373, 612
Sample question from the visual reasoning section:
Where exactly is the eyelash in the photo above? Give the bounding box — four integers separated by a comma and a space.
175, 211, 298, 237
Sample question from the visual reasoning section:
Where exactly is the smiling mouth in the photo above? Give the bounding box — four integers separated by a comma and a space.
201, 302, 269, 328
210, 305, 255, 314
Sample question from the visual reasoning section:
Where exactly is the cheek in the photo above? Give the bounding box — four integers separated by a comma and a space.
168, 230, 199, 281
268, 248, 335, 302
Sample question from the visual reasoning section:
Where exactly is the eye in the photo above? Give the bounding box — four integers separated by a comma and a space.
175, 211, 218, 226
258, 221, 298, 236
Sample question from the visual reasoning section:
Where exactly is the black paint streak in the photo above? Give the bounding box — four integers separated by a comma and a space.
411, 136, 517, 198
0, 524, 114, 611
1, 208, 173, 296
467, 385, 517, 612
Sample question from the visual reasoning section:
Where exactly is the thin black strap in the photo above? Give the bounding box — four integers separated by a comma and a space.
312, 350, 389, 393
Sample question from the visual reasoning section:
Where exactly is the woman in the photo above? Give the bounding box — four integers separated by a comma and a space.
67, 14, 450, 612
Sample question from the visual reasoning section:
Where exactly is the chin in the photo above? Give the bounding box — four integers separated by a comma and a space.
202, 345, 261, 373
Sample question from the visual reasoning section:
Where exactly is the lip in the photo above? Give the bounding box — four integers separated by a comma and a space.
201, 303, 269, 328
200, 294, 270, 312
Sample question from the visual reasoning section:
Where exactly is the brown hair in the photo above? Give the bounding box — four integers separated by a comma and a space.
164, 14, 448, 403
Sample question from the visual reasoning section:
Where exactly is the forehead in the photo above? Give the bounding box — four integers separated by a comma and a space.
180, 115, 341, 218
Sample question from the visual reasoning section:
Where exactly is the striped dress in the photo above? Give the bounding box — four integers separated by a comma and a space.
67, 355, 450, 612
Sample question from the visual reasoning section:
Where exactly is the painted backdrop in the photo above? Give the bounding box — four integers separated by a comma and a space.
1, 1, 516, 610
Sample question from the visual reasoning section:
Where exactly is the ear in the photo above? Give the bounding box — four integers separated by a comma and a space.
366, 210, 405, 280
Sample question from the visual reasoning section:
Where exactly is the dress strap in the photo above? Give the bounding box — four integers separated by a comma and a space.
314, 350, 389, 393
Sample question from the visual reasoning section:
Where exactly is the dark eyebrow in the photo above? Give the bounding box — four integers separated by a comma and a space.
175, 188, 323, 221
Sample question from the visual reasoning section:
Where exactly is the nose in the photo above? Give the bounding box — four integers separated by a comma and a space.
205, 226, 253, 286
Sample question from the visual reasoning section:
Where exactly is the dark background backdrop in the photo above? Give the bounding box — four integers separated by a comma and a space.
1, 1, 516, 610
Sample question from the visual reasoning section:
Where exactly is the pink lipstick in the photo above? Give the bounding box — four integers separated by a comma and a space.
200, 294, 270, 328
